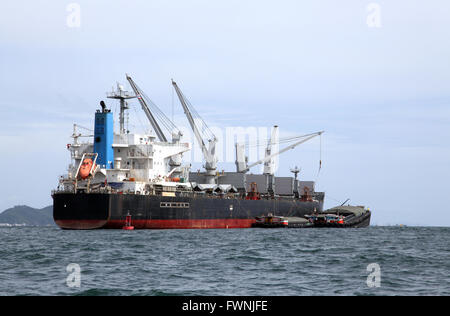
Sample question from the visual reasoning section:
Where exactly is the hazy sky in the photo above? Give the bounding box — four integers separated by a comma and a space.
1, 1, 449, 226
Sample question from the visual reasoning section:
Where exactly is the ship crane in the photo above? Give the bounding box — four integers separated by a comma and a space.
126, 74, 182, 143
236, 129, 323, 195
235, 130, 324, 174
172, 79, 218, 184
125, 74, 185, 177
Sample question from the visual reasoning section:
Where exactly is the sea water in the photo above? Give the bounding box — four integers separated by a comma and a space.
0, 226, 448, 296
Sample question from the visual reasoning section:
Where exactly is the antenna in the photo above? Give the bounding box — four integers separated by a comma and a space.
107, 83, 136, 134
290, 166, 301, 181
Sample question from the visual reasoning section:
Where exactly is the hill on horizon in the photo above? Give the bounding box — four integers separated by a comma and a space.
0, 205, 54, 226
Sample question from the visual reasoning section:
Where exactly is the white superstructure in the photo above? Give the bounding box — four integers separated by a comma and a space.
59, 77, 192, 195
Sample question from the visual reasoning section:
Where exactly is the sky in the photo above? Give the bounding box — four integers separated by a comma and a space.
0, 0, 449, 226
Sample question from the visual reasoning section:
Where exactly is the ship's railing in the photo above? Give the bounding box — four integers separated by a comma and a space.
154, 142, 190, 148
52, 188, 74, 194
52, 185, 324, 203
70, 143, 93, 160
113, 134, 129, 145
128, 145, 152, 158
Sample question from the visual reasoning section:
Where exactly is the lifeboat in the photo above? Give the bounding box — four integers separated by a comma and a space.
79, 158, 94, 179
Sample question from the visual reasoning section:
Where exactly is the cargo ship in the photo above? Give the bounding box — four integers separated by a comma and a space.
52, 75, 325, 229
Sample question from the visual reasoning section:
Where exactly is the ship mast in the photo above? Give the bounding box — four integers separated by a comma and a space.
107, 83, 136, 134
290, 166, 301, 198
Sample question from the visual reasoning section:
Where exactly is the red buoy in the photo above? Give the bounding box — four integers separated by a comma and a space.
122, 214, 134, 230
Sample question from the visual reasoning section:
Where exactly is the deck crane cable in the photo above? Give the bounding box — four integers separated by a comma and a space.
134, 81, 180, 135
126, 75, 182, 142
240, 133, 323, 175
131, 101, 149, 135
172, 84, 215, 142
319, 133, 322, 170
127, 75, 167, 142
238, 131, 323, 173
171, 84, 175, 123
141, 92, 172, 132
316, 132, 322, 179
242, 132, 322, 148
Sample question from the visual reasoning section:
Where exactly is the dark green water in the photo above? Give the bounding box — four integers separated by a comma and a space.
0, 226, 448, 296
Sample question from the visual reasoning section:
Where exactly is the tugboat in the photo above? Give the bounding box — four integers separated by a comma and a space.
306, 205, 371, 228
253, 214, 288, 228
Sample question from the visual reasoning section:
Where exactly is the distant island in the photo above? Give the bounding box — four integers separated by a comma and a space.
0, 205, 55, 226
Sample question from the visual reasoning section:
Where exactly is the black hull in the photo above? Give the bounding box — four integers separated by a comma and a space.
52, 192, 324, 229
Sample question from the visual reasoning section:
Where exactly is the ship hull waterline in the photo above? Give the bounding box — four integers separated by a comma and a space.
53, 192, 324, 230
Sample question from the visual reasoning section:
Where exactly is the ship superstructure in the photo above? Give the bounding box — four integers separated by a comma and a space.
53, 75, 325, 229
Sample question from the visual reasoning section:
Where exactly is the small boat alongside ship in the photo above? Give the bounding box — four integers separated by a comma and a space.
252, 214, 313, 228
252, 205, 371, 228
306, 205, 371, 228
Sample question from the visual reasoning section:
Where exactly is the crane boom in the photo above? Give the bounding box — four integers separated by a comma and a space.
126, 74, 167, 142
240, 131, 324, 173
171, 80, 210, 159
172, 79, 218, 184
